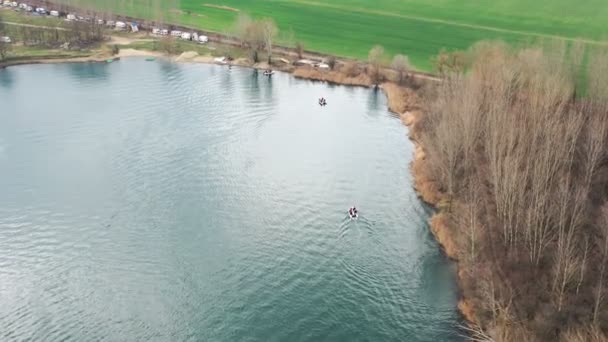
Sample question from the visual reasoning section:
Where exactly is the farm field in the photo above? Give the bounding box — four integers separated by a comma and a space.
51, 0, 608, 70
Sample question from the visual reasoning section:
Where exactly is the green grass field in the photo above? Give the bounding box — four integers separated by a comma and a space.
44, 0, 608, 70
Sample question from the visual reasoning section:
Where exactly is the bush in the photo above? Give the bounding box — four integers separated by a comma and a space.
111, 44, 120, 55
342, 61, 360, 77
295, 41, 304, 59
327, 56, 336, 70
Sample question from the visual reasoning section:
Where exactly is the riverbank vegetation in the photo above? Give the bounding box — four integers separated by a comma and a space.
414, 41, 608, 341
0, 9, 104, 65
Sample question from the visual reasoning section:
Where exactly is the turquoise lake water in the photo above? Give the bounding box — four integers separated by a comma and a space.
0, 59, 462, 341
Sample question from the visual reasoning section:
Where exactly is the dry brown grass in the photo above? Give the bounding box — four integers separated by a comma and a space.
380, 82, 419, 114
292, 67, 372, 87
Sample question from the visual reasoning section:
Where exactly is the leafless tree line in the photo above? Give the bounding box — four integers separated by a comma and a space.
418, 40, 608, 340
7, 20, 104, 48
234, 14, 277, 64
0, 13, 8, 60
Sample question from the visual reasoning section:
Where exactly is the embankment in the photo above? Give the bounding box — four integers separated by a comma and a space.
380, 81, 477, 326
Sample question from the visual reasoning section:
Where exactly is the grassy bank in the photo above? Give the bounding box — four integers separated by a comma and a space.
47, 0, 608, 70
0, 45, 94, 67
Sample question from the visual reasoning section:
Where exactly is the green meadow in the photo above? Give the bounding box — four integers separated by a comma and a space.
52, 0, 608, 70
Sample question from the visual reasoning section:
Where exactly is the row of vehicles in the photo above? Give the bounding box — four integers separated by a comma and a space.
3, 1, 48, 15
2, 2, 209, 44
151, 28, 208, 44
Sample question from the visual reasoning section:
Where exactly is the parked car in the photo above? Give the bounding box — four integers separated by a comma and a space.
161, 29, 169, 35
66, 13, 76, 21
2, 1, 11, 7
180, 32, 191, 40
1, 36, 12, 43
49, 10, 59, 17
96, 19, 105, 25
35, 7, 46, 14
18, 3, 27, 9
25, 5, 32, 11
170, 30, 182, 37
10, 1, 18, 7
198, 35, 209, 43
105, 20, 115, 27
152, 28, 161, 35
115, 21, 127, 30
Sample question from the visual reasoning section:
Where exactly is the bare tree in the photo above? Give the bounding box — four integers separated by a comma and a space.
594, 204, 608, 324
0, 13, 9, 61
295, 41, 304, 59
391, 54, 410, 84
368, 45, 385, 85
260, 19, 277, 64
234, 14, 265, 63
158, 36, 178, 55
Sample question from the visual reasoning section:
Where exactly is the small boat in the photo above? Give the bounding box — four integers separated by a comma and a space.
106, 58, 114, 63
145, 57, 156, 62
348, 207, 358, 219
318, 98, 327, 106
263, 70, 274, 76
214, 56, 227, 64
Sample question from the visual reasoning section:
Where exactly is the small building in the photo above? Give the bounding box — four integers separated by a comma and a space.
198, 35, 208, 43
180, 32, 191, 40
49, 10, 59, 17
129, 22, 139, 32
66, 13, 76, 21
115, 21, 127, 30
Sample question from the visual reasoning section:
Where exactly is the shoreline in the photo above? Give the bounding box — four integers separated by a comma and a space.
380, 84, 476, 327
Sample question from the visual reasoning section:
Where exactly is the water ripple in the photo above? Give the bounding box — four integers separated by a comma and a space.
0, 59, 462, 342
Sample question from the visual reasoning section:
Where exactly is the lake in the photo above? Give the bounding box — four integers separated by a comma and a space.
0, 59, 462, 341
